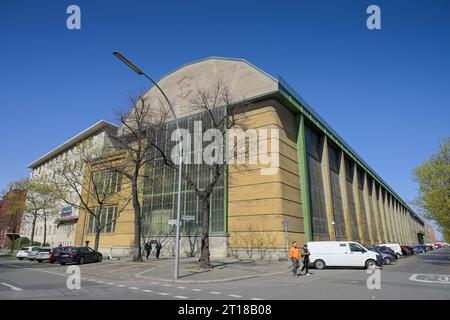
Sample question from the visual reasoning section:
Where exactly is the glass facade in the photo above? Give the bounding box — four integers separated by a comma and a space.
357, 168, 370, 243
141, 108, 226, 237
345, 158, 360, 241
305, 126, 329, 240
367, 176, 379, 242
328, 145, 347, 240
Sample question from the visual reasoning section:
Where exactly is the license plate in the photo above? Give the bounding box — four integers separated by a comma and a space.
62, 254, 68, 257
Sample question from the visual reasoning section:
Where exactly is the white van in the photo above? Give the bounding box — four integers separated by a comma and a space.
307, 241, 382, 269
380, 243, 402, 258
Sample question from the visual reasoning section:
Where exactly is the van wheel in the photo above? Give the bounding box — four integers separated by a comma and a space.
37, 260, 42, 263
365, 259, 377, 269
18, 258, 23, 260
384, 257, 392, 265
79, 257, 85, 265
60, 263, 66, 265
396, 253, 401, 259
314, 260, 325, 270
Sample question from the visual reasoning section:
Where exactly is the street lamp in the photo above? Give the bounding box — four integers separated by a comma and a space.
113, 51, 184, 279
331, 220, 337, 241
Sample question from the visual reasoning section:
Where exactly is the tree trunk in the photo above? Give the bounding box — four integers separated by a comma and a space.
131, 176, 142, 262
43, 214, 47, 246
30, 214, 37, 244
199, 197, 211, 268
94, 227, 101, 251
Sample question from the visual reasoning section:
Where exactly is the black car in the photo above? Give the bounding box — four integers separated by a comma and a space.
59, 247, 103, 265
376, 246, 398, 260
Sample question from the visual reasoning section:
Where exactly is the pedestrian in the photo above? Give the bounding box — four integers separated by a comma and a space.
144, 241, 152, 259
155, 240, 162, 259
300, 244, 311, 275
289, 241, 301, 277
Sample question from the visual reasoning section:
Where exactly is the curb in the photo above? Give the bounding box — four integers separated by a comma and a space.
134, 269, 287, 284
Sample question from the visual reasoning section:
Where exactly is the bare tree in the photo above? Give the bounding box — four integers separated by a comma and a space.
14, 179, 57, 244
109, 94, 168, 262
46, 145, 131, 252
151, 83, 249, 268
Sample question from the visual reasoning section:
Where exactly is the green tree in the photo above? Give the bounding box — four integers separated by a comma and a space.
413, 138, 450, 242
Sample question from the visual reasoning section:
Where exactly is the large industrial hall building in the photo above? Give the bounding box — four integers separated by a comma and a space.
73, 57, 427, 258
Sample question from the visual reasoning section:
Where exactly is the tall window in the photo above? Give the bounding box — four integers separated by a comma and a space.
357, 168, 370, 243
92, 170, 122, 195
142, 108, 225, 236
86, 206, 118, 234
305, 126, 329, 240
345, 158, 360, 241
328, 145, 346, 240
367, 176, 379, 242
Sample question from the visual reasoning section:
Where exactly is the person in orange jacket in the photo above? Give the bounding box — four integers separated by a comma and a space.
289, 241, 301, 276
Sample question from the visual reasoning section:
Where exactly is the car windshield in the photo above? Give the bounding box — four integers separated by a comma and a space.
39, 248, 51, 252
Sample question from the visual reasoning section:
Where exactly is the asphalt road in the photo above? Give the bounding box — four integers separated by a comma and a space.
0, 247, 449, 300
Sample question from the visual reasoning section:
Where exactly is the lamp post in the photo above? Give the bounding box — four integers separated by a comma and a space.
113, 51, 183, 279
331, 220, 337, 241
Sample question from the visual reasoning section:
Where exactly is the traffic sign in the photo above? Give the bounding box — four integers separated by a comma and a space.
182, 215, 195, 221
168, 219, 177, 225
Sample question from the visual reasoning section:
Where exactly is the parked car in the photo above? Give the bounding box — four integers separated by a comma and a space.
400, 245, 413, 256
376, 246, 398, 260
50, 246, 72, 264
59, 247, 103, 265
27, 246, 41, 261
424, 244, 434, 251
412, 245, 425, 254
380, 243, 402, 258
368, 247, 396, 265
36, 248, 52, 263
16, 247, 29, 260
307, 241, 382, 269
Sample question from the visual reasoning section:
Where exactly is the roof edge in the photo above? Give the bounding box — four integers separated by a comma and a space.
27, 120, 118, 169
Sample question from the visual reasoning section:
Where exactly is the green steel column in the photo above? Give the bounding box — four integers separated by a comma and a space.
297, 114, 312, 242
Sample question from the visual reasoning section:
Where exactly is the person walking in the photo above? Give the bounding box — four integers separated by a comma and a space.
144, 241, 152, 260
300, 244, 311, 275
289, 241, 301, 277
155, 240, 162, 259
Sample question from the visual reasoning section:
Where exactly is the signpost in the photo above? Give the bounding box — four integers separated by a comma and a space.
181, 215, 195, 221
282, 220, 289, 258
168, 219, 177, 225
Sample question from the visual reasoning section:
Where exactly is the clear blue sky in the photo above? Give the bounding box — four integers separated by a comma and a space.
0, 1, 448, 238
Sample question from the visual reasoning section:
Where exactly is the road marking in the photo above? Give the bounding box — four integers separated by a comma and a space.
209, 291, 221, 294
96, 281, 105, 283
163, 284, 173, 287
150, 282, 159, 285
409, 274, 450, 284
117, 284, 126, 287
143, 289, 153, 293
175, 295, 188, 299
229, 294, 242, 298
1, 282, 23, 291
191, 288, 202, 292
106, 282, 115, 285
158, 292, 169, 296
177, 286, 186, 289
251, 298, 264, 300
129, 287, 140, 290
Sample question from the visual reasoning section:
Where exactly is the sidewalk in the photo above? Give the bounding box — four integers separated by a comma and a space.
122, 257, 290, 284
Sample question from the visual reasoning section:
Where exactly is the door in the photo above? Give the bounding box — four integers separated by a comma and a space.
81, 247, 92, 262
348, 243, 367, 266
333, 243, 351, 266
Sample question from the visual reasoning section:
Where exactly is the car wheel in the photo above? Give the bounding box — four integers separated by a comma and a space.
396, 253, 401, 259
60, 262, 66, 265
97, 255, 102, 262
365, 259, 377, 269
384, 257, 392, 265
79, 257, 85, 265
37, 260, 42, 263
50, 261, 54, 264
18, 258, 23, 260
314, 259, 325, 270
